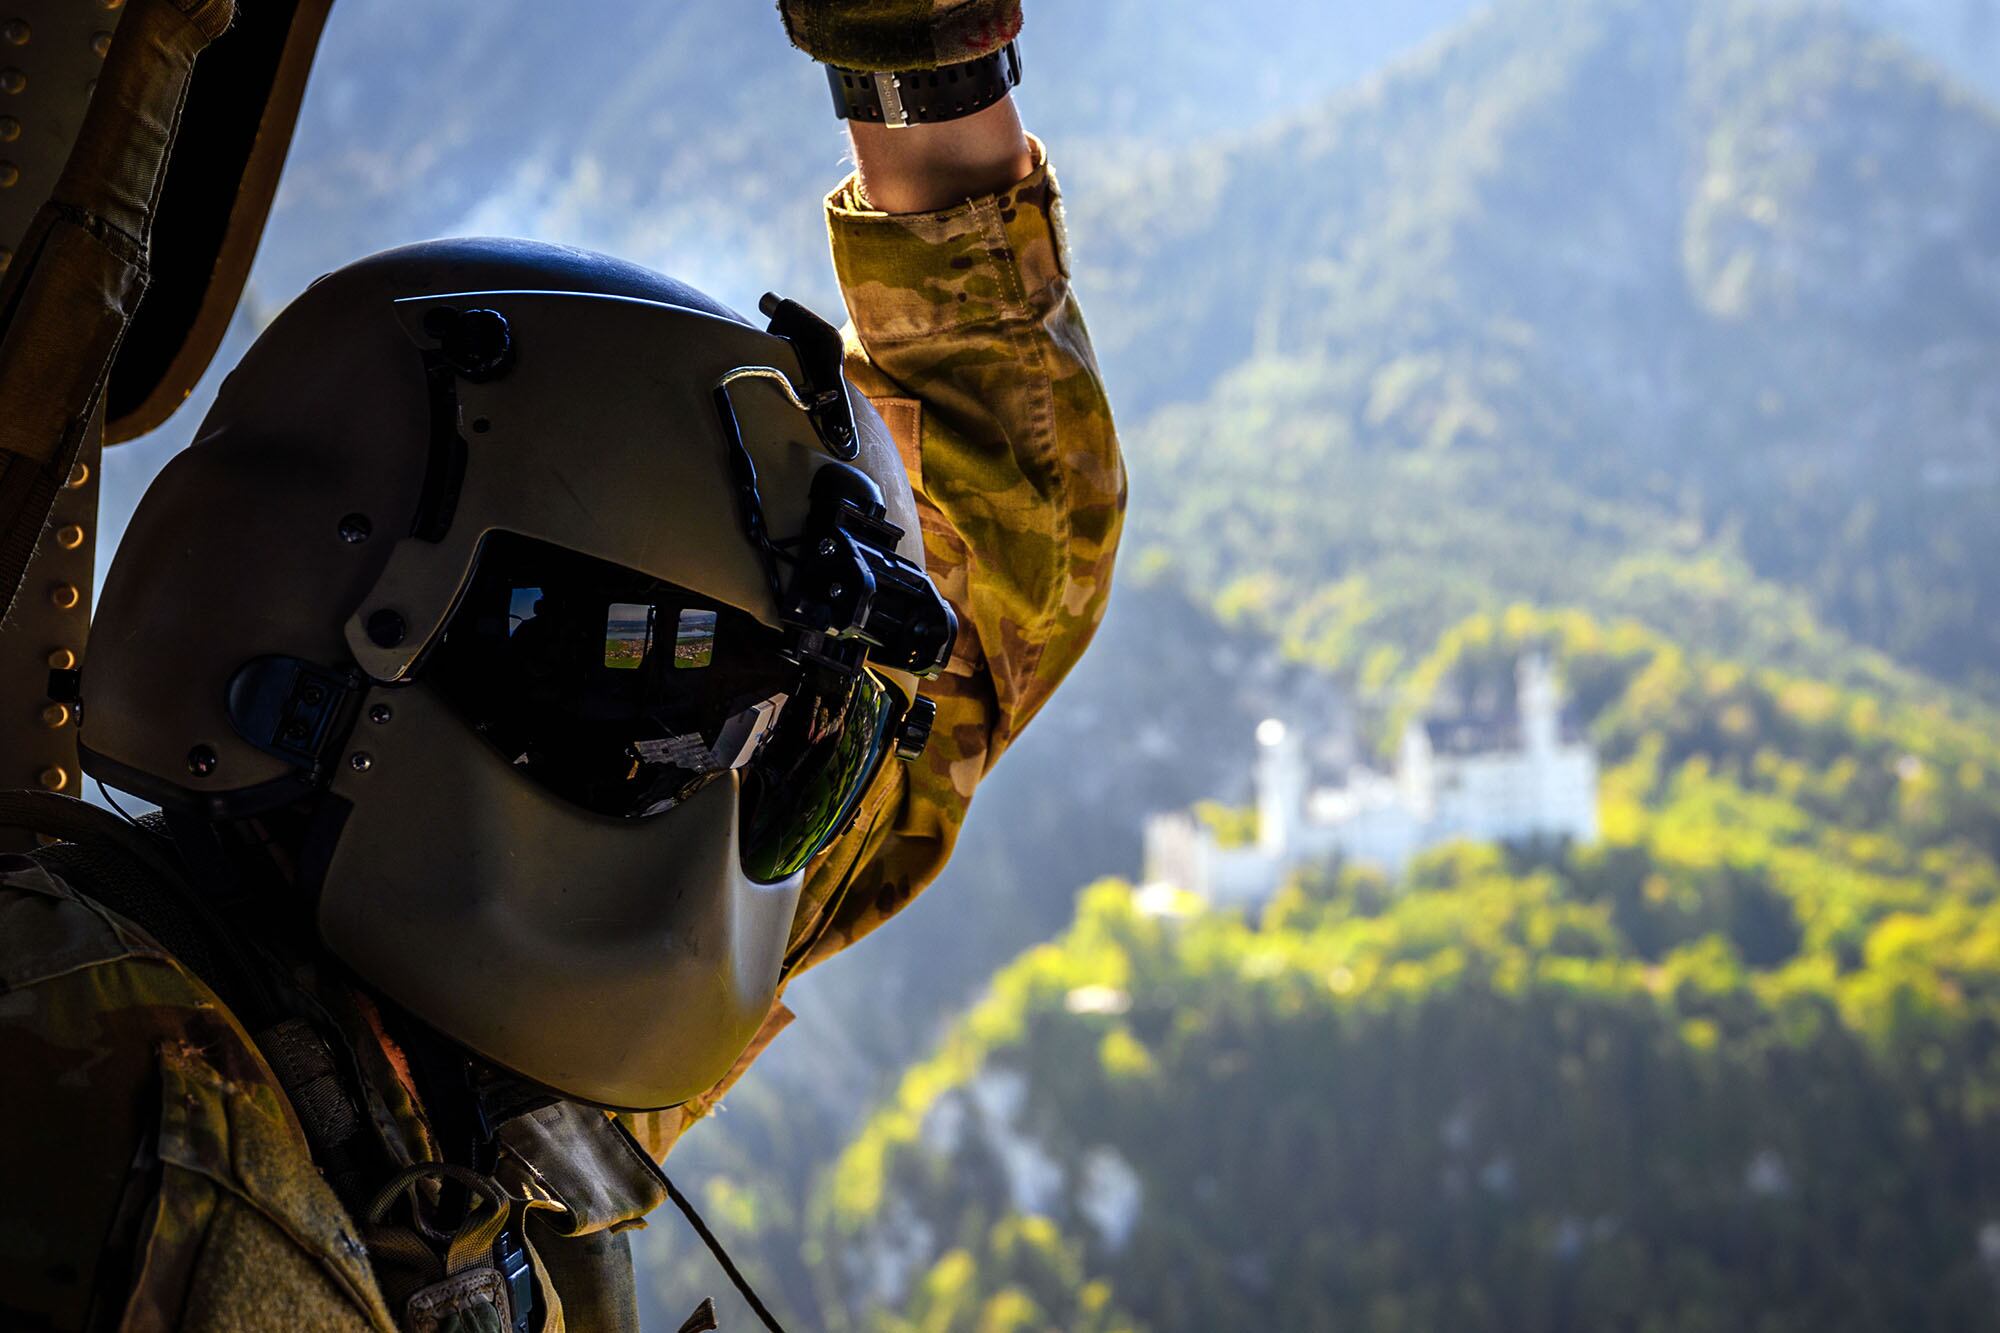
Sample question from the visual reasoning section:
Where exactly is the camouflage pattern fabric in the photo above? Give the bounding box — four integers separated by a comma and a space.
777, 0, 1022, 70
0, 853, 397, 1330
627, 138, 1126, 1157
0, 140, 1122, 1322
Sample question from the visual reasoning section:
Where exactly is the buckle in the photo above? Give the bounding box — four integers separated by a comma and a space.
872, 71, 910, 128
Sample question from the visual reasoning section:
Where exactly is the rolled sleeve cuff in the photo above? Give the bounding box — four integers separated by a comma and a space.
827, 135, 1071, 342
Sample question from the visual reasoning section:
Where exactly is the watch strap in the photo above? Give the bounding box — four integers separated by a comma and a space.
825, 41, 1022, 128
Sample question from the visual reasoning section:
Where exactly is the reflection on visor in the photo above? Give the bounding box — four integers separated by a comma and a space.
604, 603, 653, 670
425, 532, 907, 881
675, 610, 717, 669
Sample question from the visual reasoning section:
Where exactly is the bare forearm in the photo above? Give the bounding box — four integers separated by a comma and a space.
847, 96, 1034, 214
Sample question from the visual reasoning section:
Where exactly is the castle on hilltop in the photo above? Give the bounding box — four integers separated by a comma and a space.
1144, 656, 1600, 904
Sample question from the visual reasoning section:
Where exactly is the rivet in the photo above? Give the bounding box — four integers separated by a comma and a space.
66, 461, 89, 489
349, 752, 373, 773
0, 161, 17, 188
0, 116, 16, 142
369, 703, 393, 725
54, 523, 84, 550
96, 0, 122, 9
186, 744, 218, 777
49, 582, 79, 611
38, 766, 68, 792
90, 31, 110, 57
337, 513, 372, 544
0, 69, 24, 96
365, 609, 406, 647
46, 647, 75, 670
40, 703, 69, 728
1, 20, 26, 46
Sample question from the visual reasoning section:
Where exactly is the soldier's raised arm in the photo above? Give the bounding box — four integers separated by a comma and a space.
629, 0, 1127, 1157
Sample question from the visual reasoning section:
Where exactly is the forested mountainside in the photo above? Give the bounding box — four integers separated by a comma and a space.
798, 609, 2000, 1331
1080, 0, 2000, 698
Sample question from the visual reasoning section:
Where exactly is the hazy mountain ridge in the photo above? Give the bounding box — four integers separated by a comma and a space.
1076, 0, 2000, 699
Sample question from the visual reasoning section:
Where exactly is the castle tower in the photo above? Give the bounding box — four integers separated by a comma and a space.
1255, 719, 1308, 858
1519, 654, 1560, 756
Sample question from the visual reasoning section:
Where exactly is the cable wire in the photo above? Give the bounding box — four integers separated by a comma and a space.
95, 778, 168, 840
610, 1118, 790, 1332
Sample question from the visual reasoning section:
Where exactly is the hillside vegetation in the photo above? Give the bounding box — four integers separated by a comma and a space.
807, 609, 2000, 1331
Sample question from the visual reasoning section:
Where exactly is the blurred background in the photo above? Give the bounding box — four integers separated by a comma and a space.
102, 0, 2000, 1327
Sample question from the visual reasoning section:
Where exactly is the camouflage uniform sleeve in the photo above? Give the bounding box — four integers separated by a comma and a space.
625, 139, 1124, 1160
790, 135, 1126, 972
0, 859, 394, 1329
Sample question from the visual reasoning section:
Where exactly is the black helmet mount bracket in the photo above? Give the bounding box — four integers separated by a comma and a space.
758, 292, 859, 461
711, 323, 958, 682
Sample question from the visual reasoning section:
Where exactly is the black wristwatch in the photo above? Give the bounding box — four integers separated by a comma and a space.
825, 41, 1022, 128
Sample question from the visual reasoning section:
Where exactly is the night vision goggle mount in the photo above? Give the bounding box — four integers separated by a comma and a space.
715, 295, 959, 681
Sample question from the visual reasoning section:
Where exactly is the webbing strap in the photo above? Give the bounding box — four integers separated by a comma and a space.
0, 0, 235, 619
0, 788, 190, 890
366, 1160, 516, 1280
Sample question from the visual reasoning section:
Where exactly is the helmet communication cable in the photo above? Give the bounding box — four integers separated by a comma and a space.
94, 777, 165, 839
610, 1117, 791, 1332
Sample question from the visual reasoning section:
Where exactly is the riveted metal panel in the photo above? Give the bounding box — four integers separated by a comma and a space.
0, 2, 114, 843
0, 0, 124, 281
0, 415, 97, 850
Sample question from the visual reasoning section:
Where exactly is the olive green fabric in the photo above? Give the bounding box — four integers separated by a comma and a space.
777, 0, 1021, 70
364, 1164, 516, 1332
528, 1224, 641, 1332
0, 854, 396, 1330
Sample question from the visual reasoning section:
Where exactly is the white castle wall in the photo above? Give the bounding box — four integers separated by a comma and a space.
1143, 656, 1600, 902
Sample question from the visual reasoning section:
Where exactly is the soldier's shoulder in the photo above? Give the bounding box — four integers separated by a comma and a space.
0, 850, 267, 1071
0, 851, 179, 991
0, 856, 386, 1329
0, 853, 287, 1326
0, 849, 273, 1111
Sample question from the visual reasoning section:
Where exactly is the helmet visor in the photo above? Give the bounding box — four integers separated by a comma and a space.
423, 532, 904, 882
